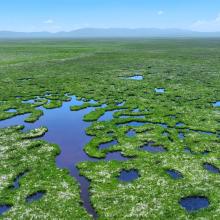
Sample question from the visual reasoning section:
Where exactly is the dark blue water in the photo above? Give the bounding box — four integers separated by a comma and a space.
155, 88, 165, 93
105, 152, 130, 161
0, 95, 137, 219
26, 191, 45, 203
0, 205, 11, 216
140, 142, 167, 153
12, 171, 28, 189
180, 196, 209, 212
22, 99, 36, 104
166, 169, 183, 179
0, 96, 98, 217
213, 101, 220, 107
99, 140, 118, 150
204, 163, 220, 174
118, 169, 139, 182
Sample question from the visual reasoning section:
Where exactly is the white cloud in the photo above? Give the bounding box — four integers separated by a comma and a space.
43, 19, 54, 24
157, 10, 164, 16
191, 14, 220, 32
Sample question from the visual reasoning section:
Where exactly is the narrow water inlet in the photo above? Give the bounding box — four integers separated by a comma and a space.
99, 140, 118, 150
203, 163, 220, 174
26, 191, 45, 203
12, 171, 28, 189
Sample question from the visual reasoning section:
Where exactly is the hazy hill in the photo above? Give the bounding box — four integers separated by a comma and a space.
1, 28, 220, 38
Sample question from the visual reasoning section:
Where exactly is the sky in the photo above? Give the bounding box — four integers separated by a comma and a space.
1, 0, 220, 32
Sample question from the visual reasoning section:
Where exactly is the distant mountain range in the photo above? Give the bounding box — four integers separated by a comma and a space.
1, 28, 220, 38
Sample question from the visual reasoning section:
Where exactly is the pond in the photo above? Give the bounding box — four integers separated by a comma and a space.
166, 169, 183, 179
26, 191, 45, 203
5, 109, 17, 113
140, 142, 167, 153
179, 196, 209, 212
126, 75, 143, 80
118, 169, 139, 182
203, 163, 220, 174
126, 129, 136, 137
213, 101, 220, 107
155, 88, 165, 93
0, 205, 11, 216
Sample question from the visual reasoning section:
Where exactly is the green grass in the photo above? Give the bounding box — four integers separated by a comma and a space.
0, 38, 220, 219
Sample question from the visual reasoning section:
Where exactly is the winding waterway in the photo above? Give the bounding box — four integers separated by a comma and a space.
0, 96, 127, 219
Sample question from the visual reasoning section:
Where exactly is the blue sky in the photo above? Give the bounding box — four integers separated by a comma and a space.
1, 0, 220, 32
